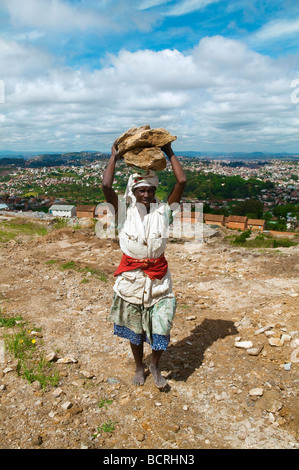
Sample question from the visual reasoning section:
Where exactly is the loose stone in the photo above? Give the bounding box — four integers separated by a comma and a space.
31, 434, 43, 446
80, 370, 95, 379
265, 399, 283, 413
254, 325, 273, 335
30, 331, 43, 338
249, 388, 264, 397
57, 356, 78, 364
290, 348, 299, 363
247, 346, 263, 356
61, 401, 73, 410
235, 341, 253, 349
281, 334, 291, 343
52, 387, 63, 397
107, 377, 120, 384
31, 380, 42, 390
72, 379, 85, 387
268, 337, 284, 347
45, 352, 58, 362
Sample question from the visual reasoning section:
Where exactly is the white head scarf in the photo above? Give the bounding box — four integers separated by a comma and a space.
125, 169, 159, 205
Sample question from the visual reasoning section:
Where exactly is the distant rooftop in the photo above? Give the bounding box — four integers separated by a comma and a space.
49, 204, 75, 211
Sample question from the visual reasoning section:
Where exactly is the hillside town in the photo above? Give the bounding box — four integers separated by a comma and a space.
0, 157, 298, 233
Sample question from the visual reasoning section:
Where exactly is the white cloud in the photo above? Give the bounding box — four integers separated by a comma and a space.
2, 0, 114, 32
0, 38, 53, 81
166, 0, 220, 17
251, 17, 299, 42
1, 0, 160, 35
106, 48, 200, 89
0, 35, 298, 152
138, 0, 171, 10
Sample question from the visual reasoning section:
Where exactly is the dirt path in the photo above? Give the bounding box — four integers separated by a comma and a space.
0, 225, 298, 449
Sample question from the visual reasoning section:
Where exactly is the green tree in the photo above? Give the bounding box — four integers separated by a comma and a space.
232, 199, 264, 219
273, 204, 296, 218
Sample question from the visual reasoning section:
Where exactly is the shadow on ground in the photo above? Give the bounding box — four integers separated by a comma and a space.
147, 318, 238, 382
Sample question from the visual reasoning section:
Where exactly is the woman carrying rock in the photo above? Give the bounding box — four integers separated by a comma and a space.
102, 140, 186, 389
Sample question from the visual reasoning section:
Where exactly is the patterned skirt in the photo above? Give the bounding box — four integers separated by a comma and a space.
108, 293, 176, 351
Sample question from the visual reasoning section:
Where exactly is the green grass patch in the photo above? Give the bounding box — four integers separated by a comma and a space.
93, 419, 117, 437
45, 259, 59, 265
4, 219, 47, 236
98, 420, 116, 433
232, 229, 251, 244
52, 218, 69, 230
60, 260, 108, 281
23, 191, 39, 197
1, 310, 60, 390
231, 231, 298, 249
0, 313, 23, 328
98, 398, 113, 410
0, 229, 17, 243
45, 259, 107, 281
83, 267, 108, 281
51, 218, 81, 230
0, 219, 48, 242
272, 238, 298, 248
60, 261, 77, 270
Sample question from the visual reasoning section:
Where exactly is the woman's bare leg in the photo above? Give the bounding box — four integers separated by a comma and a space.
130, 342, 145, 386
149, 349, 167, 389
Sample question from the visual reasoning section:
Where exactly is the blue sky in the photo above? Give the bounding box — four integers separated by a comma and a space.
0, 0, 299, 153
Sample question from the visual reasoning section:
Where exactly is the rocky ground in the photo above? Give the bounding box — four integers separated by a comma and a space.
0, 218, 298, 450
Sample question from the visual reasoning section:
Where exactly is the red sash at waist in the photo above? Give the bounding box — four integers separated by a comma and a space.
114, 253, 168, 280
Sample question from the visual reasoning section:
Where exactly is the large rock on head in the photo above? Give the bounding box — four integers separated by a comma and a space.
114, 124, 176, 171
123, 147, 166, 171
114, 125, 151, 150
115, 125, 177, 156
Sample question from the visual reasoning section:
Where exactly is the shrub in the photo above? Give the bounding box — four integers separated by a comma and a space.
233, 229, 251, 244
272, 238, 297, 248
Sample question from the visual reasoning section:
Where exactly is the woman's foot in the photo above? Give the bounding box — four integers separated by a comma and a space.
149, 363, 167, 389
132, 365, 145, 386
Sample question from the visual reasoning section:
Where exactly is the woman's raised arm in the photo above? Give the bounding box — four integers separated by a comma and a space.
101, 144, 119, 214
162, 143, 186, 206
